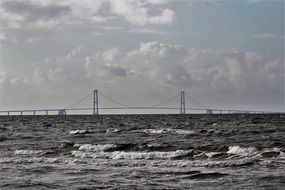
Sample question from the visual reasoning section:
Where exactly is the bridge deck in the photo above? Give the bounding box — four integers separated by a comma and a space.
0, 107, 275, 115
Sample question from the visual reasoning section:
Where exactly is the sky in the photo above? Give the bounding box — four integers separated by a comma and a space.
0, 0, 284, 114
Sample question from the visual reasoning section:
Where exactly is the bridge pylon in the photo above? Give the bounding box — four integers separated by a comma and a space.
93, 90, 99, 115
180, 91, 186, 114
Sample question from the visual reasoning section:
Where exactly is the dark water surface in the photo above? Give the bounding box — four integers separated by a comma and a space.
0, 114, 284, 189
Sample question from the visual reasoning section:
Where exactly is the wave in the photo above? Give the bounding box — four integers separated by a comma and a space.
71, 149, 194, 160
70, 151, 259, 167
227, 146, 283, 158
227, 146, 258, 156
142, 128, 195, 135
69, 130, 91, 135
70, 129, 117, 135
183, 172, 228, 179
0, 157, 62, 164
72, 143, 192, 160
74, 143, 174, 152
262, 147, 282, 152
14, 150, 46, 155
72, 144, 284, 160
0, 155, 258, 168
106, 129, 120, 133
260, 147, 281, 158
74, 144, 117, 152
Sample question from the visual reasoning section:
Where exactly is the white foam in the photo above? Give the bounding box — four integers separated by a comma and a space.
69, 130, 89, 135
143, 128, 194, 135
205, 152, 219, 158
106, 129, 120, 133
227, 146, 258, 156
71, 149, 193, 160
14, 150, 45, 155
147, 143, 161, 148
153, 158, 258, 168
71, 150, 109, 159
175, 129, 195, 135
0, 155, 260, 169
74, 144, 117, 152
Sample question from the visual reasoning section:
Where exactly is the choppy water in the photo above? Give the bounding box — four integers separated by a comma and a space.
0, 114, 284, 189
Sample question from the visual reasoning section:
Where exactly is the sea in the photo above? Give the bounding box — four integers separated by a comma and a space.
0, 114, 284, 189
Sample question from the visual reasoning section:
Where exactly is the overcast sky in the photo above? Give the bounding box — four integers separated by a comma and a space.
0, 0, 284, 113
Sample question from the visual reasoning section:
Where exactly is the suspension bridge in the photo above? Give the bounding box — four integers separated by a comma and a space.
0, 90, 278, 116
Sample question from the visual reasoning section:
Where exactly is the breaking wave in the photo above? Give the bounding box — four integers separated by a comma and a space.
14, 150, 45, 155
69, 129, 91, 135
227, 146, 283, 158
71, 149, 194, 160
227, 146, 258, 156
74, 144, 117, 152
142, 128, 195, 135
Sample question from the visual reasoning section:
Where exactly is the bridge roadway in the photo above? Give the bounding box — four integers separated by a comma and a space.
0, 107, 274, 115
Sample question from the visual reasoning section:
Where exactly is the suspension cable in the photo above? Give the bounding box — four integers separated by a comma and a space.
189, 96, 206, 108
65, 91, 93, 109
148, 93, 180, 107
98, 91, 133, 107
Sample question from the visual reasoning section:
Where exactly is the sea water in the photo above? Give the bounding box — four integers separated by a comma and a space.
0, 114, 284, 189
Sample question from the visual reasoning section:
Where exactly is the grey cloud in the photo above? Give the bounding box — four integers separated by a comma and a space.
0, 0, 175, 42
0, 27, 51, 42
108, 66, 128, 77
0, 0, 231, 42
2, 0, 70, 21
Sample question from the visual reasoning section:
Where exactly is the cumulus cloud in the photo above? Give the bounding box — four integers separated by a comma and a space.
0, 42, 283, 110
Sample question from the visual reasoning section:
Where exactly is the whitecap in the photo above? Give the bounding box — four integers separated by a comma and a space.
14, 150, 45, 155
227, 146, 258, 156
71, 149, 193, 160
69, 130, 89, 135
143, 128, 194, 135
147, 143, 162, 148
74, 144, 117, 152
71, 150, 109, 159
106, 129, 120, 133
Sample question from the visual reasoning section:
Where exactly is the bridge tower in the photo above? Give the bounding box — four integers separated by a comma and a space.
93, 90, 99, 115
180, 91, 186, 114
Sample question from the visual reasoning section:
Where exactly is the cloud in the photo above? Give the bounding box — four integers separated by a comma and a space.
0, 0, 70, 41
0, 0, 233, 42
1, 42, 283, 110
0, 0, 176, 42
1, 0, 70, 21
110, 0, 174, 25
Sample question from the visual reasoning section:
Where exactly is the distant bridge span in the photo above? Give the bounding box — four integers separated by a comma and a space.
0, 90, 281, 115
